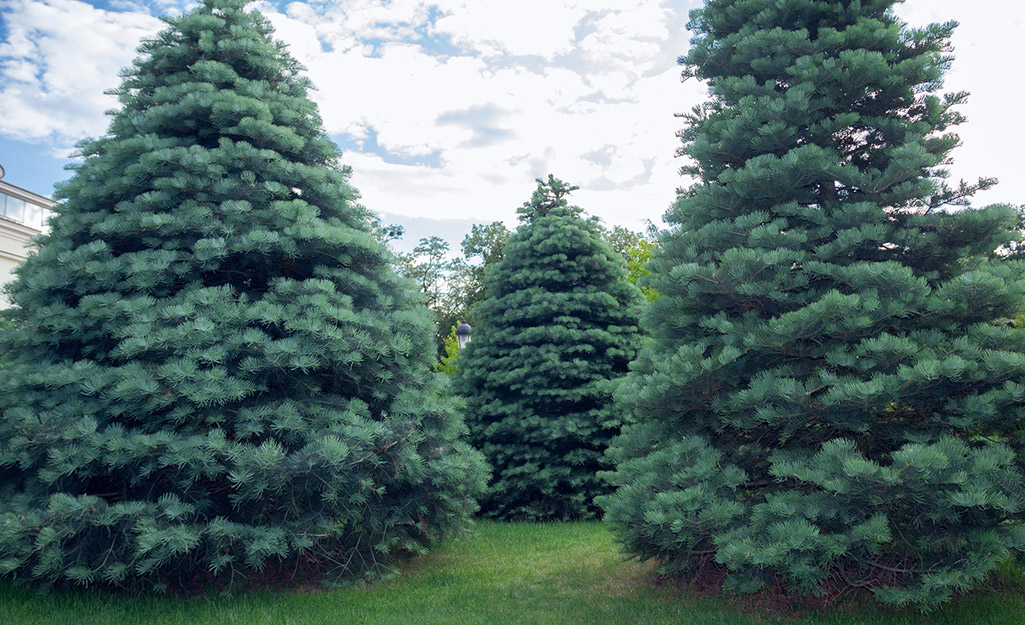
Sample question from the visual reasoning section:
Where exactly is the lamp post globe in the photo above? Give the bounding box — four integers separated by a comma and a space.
455, 322, 472, 350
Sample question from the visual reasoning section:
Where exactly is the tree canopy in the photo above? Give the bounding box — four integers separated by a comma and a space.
601, 0, 1025, 608
454, 177, 642, 520
0, 0, 486, 591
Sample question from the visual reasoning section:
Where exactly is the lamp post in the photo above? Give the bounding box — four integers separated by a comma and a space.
455, 322, 472, 350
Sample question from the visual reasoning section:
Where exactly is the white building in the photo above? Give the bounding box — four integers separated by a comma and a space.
0, 166, 56, 308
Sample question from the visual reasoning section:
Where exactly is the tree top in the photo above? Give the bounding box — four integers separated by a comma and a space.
516, 175, 581, 222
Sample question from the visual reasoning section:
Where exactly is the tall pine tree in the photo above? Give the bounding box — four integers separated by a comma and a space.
0, 0, 486, 591
454, 176, 642, 520
600, 0, 1025, 608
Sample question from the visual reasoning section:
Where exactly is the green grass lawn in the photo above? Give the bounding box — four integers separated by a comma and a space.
1, 521, 1023, 625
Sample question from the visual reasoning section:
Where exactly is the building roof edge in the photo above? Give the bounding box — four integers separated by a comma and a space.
0, 180, 57, 208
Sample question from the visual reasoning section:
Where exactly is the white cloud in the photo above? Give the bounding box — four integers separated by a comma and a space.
1, 0, 1019, 246
254, 0, 696, 228
895, 0, 1025, 209
267, 0, 432, 55
0, 0, 163, 142
0, 0, 695, 231
579, 2, 672, 71
432, 0, 587, 59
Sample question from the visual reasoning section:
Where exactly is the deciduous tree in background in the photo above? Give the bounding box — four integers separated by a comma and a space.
455, 176, 642, 520
601, 0, 1025, 608
459, 221, 512, 313
0, 0, 486, 591
598, 224, 659, 302
396, 236, 470, 356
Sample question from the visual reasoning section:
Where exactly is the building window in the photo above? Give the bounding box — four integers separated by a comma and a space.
0, 190, 51, 230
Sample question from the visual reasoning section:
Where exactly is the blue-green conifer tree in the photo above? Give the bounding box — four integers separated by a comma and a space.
454, 176, 642, 520
0, 0, 486, 591
601, 0, 1025, 608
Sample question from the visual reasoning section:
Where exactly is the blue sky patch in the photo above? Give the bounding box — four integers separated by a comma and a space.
0, 137, 71, 196
334, 128, 443, 168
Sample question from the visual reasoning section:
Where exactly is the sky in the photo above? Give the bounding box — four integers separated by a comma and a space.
0, 0, 1022, 254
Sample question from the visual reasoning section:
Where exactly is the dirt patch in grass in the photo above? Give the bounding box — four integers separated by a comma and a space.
596, 558, 663, 597
655, 560, 913, 621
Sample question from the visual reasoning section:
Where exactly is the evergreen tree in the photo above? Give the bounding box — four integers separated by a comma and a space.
600, 0, 1025, 608
454, 176, 642, 520
0, 0, 486, 591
